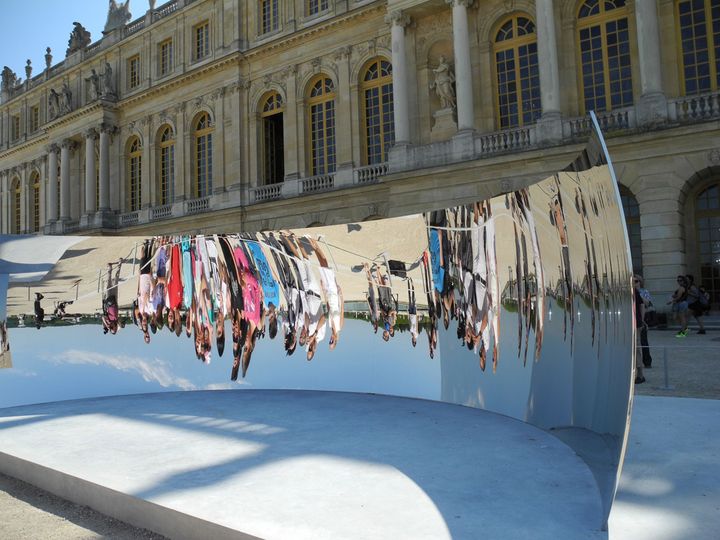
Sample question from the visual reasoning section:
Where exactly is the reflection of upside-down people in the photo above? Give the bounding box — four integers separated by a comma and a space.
376, 265, 397, 342
34, 293, 45, 329
54, 300, 74, 318
549, 179, 573, 344
102, 258, 124, 334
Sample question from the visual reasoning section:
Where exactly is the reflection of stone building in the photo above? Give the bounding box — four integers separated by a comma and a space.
0, 0, 719, 305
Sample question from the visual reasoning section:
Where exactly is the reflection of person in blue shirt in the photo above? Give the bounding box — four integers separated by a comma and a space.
246, 236, 280, 339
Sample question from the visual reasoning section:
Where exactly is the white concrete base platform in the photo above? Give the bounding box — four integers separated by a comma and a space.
0, 390, 605, 539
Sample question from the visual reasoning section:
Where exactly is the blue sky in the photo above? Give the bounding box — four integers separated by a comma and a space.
1, 1, 151, 80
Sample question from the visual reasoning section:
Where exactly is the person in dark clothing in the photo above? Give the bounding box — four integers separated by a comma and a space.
34, 293, 45, 329
634, 284, 646, 384
634, 275, 653, 368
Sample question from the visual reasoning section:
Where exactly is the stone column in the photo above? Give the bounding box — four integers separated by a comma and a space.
60, 140, 72, 220
448, 0, 475, 131
386, 11, 411, 144
536, 0, 562, 142
47, 144, 58, 222
335, 46, 353, 183
84, 129, 97, 214
99, 125, 111, 211
284, 68, 300, 180
635, 0, 667, 125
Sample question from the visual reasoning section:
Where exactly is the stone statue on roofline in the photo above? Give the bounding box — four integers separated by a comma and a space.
1, 66, 19, 92
104, 0, 132, 34
66, 22, 92, 57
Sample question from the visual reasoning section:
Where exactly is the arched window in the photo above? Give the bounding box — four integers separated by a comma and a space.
127, 137, 142, 212
677, 0, 720, 95
11, 178, 21, 234
577, 0, 633, 112
361, 58, 395, 164
493, 16, 541, 129
30, 171, 40, 233
261, 92, 285, 184
194, 112, 213, 198
619, 185, 642, 275
260, 0, 279, 34
307, 76, 336, 175
696, 183, 720, 305
158, 126, 175, 205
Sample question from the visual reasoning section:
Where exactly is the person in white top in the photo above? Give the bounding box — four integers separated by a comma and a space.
407, 277, 418, 347
308, 236, 344, 350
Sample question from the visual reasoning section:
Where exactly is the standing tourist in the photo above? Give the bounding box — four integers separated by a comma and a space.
686, 274, 707, 335
668, 275, 689, 338
634, 275, 653, 369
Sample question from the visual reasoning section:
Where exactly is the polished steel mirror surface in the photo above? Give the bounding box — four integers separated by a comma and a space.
0, 119, 633, 526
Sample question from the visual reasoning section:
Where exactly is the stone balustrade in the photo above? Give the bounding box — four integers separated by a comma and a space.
354, 163, 388, 185
119, 211, 140, 227
184, 196, 211, 215
669, 91, 720, 123
150, 204, 173, 221
251, 184, 283, 203
301, 173, 335, 194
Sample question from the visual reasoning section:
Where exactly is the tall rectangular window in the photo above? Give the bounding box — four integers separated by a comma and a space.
11, 115, 20, 141
194, 22, 210, 60
260, 0, 279, 34
128, 55, 140, 89
30, 105, 40, 132
159, 39, 173, 76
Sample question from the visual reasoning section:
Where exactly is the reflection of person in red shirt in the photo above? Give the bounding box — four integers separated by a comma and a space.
165, 243, 184, 335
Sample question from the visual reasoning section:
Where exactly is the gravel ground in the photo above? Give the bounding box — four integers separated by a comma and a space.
0, 472, 167, 540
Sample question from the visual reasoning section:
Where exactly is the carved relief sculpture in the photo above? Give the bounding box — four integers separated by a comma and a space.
66, 22, 92, 57
430, 56, 456, 110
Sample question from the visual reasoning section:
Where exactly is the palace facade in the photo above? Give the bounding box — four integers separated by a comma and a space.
1, 0, 719, 305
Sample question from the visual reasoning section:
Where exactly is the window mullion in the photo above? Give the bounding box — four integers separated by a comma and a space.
707, 3, 718, 91
601, 18, 612, 111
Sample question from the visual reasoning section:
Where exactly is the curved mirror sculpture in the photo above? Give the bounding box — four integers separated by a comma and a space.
0, 117, 633, 527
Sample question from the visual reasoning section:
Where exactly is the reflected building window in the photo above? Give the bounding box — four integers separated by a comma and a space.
127, 136, 142, 212
620, 185, 642, 275
577, 0, 633, 112
493, 15, 541, 128
677, 0, 720, 95
696, 182, 720, 306
261, 92, 285, 184
361, 58, 394, 165
12, 177, 21, 234
308, 76, 336, 175
31, 171, 40, 233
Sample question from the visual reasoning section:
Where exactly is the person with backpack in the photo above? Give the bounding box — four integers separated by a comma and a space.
634, 275, 653, 368
668, 275, 689, 338
686, 274, 707, 335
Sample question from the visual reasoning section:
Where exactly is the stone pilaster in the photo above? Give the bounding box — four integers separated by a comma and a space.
635, 0, 667, 126
536, 0, 563, 142
386, 10, 411, 143
447, 0, 475, 132
84, 128, 97, 215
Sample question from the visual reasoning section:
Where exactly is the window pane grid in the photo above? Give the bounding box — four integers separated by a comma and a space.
697, 183, 720, 305
195, 23, 209, 60
14, 184, 20, 233
160, 40, 173, 75
308, 77, 337, 174
261, 0, 278, 34
361, 60, 395, 164
494, 17, 540, 128
678, 0, 720, 94
128, 56, 140, 89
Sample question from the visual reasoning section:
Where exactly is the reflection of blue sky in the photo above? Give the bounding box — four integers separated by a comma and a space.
0, 319, 440, 409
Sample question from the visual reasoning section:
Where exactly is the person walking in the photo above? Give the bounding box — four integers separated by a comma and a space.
668, 275, 689, 338
686, 274, 707, 335
634, 275, 653, 368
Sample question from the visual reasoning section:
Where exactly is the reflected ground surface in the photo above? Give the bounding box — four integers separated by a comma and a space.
0, 120, 633, 527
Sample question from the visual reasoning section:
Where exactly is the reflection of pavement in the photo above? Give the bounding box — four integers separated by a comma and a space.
609, 396, 720, 540
0, 390, 605, 540
5, 217, 430, 318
